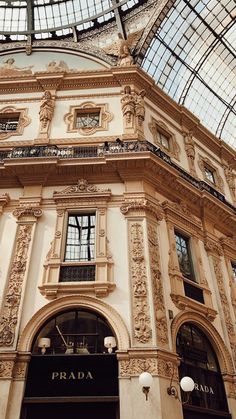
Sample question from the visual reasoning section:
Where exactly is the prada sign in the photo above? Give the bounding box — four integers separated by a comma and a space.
25, 355, 118, 398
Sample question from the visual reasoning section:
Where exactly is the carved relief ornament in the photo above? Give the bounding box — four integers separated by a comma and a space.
0, 224, 33, 347
147, 222, 168, 346
64, 101, 113, 136
129, 222, 152, 344
0, 106, 31, 141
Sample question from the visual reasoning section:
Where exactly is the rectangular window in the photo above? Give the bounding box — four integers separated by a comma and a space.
157, 130, 170, 150
64, 214, 95, 262
175, 231, 195, 281
204, 166, 215, 184
75, 110, 100, 129
231, 263, 236, 281
0, 113, 20, 132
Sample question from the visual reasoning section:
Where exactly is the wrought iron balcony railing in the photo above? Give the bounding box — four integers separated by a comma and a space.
0, 140, 235, 214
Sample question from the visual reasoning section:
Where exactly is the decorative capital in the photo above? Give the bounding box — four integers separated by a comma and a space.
204, 237, 223, 256
13, 206, 43, 220
120, 199, 163, 221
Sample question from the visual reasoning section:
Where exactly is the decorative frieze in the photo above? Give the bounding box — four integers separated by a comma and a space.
147, 222, 168, 346
119, 357, 158, 377
130, 222, 152, 344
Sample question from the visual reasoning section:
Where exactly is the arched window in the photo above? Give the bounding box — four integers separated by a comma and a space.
21, 309, 119, 419
32, 309, 116, 355
177, 323, 231, 419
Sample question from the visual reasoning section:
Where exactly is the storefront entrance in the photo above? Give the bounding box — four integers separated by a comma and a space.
20, 309, 119, 419
21, 402, 118, 419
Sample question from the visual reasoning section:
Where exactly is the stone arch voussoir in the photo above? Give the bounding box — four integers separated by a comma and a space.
18, 295, 130, 352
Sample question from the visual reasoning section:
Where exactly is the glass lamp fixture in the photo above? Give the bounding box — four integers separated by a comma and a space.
38, 337, 51, 354
139, 371, 153, 401
104, 336, 116, 353
167, 375, 195, 404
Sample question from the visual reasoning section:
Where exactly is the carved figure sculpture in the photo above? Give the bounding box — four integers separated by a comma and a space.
135, 89, 146, 127
39, 90, 55, 135
47, 60, 69, 72
117, 33, 134, 66
0, 58, 33, 77
121, 85, 136, 127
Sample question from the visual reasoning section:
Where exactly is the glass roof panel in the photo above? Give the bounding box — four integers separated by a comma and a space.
142, 0, 236, 148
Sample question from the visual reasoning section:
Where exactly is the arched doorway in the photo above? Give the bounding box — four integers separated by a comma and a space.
20, 309, 119, 419
177, 323, 231, 419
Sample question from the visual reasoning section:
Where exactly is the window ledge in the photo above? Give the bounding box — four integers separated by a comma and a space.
39, 281, 116, 299
170, 293, 217, 321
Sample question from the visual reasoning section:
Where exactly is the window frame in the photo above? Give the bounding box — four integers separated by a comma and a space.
64, 212, 96, 263
175, 230, 196, 282
39, 179, 115, 299
148, 117, 180, 160
64, 102, 113, 136
0, 106, 31, 140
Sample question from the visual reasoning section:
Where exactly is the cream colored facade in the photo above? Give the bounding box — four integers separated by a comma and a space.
0, 48, 236, 419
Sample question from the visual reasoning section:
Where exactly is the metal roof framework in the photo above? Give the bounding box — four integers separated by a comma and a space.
0, 0, 235, 148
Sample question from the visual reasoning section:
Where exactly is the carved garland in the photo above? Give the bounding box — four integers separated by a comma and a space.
147, 222, 168, 346
129, 222, 152, 344
0, 206, 42, 347
0, 224, 32, 347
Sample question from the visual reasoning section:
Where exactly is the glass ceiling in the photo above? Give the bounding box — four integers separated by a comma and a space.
141, 0, 236, 148
0, 0, 235, 149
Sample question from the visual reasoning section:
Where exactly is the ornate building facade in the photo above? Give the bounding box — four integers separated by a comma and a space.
0, 28, 235, 419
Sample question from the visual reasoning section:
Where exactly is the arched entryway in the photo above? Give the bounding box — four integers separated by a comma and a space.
20, 308, 119, 419
177, 323, 231, 419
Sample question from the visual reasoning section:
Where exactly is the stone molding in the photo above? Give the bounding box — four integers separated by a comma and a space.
17, 295, 130, 352
117, 348, 179, 379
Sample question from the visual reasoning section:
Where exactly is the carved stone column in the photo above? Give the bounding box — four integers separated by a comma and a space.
204, 236, 236, 365
0, 206, 42, 350
120, 198, 168, 348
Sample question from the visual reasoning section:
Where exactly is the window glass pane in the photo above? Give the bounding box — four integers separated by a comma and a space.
231, 263, 236, 281
204, 166, 215, 183
0, 113, 20, 132
175, 232, 194, 279
65, 213, 95, 262
76, 111, 100, 128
